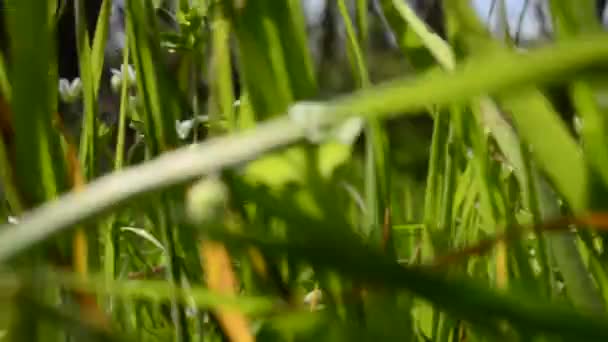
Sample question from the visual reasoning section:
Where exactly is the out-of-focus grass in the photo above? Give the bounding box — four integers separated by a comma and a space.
2, 0, 608, 341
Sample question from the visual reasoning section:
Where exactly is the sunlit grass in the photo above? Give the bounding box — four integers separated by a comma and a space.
2, 0, 608, 341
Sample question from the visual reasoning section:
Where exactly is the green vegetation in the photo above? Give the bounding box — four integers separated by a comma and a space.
2, 0, 608, 341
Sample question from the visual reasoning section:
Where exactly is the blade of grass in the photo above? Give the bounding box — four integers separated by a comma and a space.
126, 2, 190, 339
230, 0, 293, 117
535, 177, 604, 312
6, 0, 67, 205
205, 222, 608, 341
0, 50, 10, 99
102, 15, 130, 318
126, 0, 179, 154
336, 3, 413, 340
390, 0, 455, 70
74, 0, 98, 179
209, 1, 236, 131
5, 1, 69, 340
91, 0, 110, 91
336, 0, 390, 251
548, 0, 608, 310
0, 270, 277, 315
329, 32, 608, 122
446, 1, 602, 313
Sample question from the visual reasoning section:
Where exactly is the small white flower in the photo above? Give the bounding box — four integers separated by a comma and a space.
58, 78, 82, 103
175, 116, 210, 139
176, 119, 195, 140
7, 216, 18, 224
110, 64, 136, 93
303, 288, 323, 306
110, 74, 122, 93
186, 177, 228, 225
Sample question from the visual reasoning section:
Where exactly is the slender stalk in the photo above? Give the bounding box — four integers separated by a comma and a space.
103, 31, 131, 315
114, 35, 130, 171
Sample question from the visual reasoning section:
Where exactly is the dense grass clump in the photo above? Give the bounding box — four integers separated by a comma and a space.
2, 0, 608, 341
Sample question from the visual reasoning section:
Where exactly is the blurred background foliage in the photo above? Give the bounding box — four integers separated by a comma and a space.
1, 0, 608, 341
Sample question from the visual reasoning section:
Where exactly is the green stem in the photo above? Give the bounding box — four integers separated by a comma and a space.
114, 36, 130, 172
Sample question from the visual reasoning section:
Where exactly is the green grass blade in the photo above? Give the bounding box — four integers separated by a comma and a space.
0, 50, 10, 99
75, 0, 98, 179
6, 0, 67, 205
390, 0, 455, 70
499, 89, 586, 212
330, 33, 608, 121
209, 2, 236, 131
208, 224, 608, 341
91, 0, 110, 91
126, 0, 179, 153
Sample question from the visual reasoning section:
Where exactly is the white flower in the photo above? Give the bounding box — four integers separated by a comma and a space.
186, 177, 228, 225
110, 64, 136, 93
303, 288, 323, 307
176, 119, 195, 140
110, 74, 122, 93
175, 116, 209, 140
58, 78, 82, 103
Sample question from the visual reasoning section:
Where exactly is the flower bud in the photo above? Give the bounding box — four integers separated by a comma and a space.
58, 78, 82, 103
186, 177, 228, 226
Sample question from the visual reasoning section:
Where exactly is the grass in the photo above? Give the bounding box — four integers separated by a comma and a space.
2, 0, 608, 341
